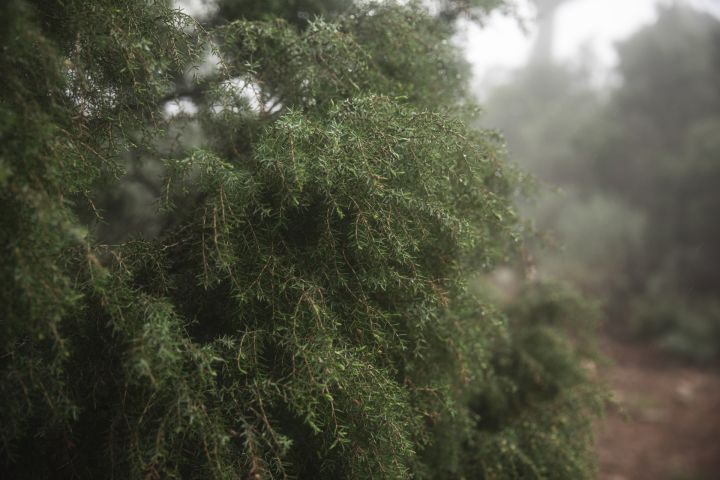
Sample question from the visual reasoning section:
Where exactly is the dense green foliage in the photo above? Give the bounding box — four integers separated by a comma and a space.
1, 0, 603, 477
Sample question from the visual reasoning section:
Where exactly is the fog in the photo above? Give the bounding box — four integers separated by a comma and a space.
472, 1, 720, 476
464, 0, 720, 93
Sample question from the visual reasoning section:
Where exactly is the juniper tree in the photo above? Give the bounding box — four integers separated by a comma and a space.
1, 0, 603, 478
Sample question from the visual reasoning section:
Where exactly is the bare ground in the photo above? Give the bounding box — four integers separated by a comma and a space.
595, 337, 720, 480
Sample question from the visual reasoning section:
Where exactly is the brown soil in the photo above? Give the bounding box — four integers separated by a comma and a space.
595, 337, 720, 480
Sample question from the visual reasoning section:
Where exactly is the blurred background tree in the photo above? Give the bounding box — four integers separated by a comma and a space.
585, 5, 720, 361
482, 3, 720, 362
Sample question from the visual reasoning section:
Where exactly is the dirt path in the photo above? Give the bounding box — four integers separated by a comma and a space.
595, 338, 720, 480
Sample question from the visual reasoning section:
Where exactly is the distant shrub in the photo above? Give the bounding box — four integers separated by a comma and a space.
630, 297, 720, 363
450, 280, 607, 479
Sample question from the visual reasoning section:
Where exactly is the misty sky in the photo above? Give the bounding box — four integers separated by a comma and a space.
463, 0, 720, 93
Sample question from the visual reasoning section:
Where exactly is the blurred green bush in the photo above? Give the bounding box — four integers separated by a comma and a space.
630, 297, 720, 364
